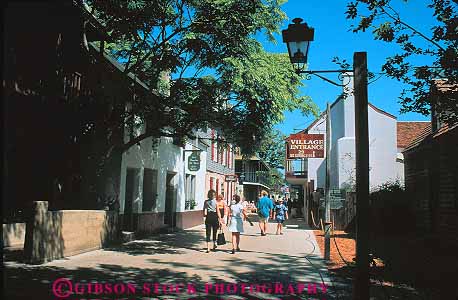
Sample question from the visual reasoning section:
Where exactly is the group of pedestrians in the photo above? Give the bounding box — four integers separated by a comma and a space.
203, 189, 290, 254
257, 190, 289, 236
203, 189, 248, 254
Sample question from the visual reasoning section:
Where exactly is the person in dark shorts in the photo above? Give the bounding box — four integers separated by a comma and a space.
203, 189, 219, 252
273, 198, 288, 235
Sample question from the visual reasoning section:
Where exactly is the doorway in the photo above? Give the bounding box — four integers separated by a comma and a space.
164, 173, 176, 227
123, 168, 139, 231
142, 169, 158, 212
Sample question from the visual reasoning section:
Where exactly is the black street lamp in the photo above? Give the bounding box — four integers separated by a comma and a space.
282, 18, 314, 73
282, 18, 353, 87
283, 18, 370, 300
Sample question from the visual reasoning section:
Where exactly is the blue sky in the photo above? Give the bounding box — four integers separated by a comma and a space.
260, 0, 436, 136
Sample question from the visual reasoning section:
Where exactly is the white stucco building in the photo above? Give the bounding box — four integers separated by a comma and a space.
119, 131, 208, 233
301, 75, 403, 192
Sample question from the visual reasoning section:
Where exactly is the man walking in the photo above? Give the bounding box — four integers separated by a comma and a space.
257, 190, 273, 236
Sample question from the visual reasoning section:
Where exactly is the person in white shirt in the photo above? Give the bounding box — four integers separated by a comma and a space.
240, 196, 248, 218
227, 194, 248, 254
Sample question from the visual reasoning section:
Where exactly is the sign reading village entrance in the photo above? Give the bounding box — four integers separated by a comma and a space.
286, 133, 325, 159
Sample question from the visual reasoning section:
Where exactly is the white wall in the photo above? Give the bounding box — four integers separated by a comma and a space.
330, 95, 346, 189
336, 137, 356, 189
367, 105, 398, 189
119, 135, 207, 215
183, 142, 207, 212
305, 73, 400, 191
395, 159, 405, 185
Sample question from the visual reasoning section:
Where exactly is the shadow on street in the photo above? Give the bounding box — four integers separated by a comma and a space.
4, 219, 337, 300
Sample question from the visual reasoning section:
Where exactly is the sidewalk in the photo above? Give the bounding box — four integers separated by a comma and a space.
4, 218, 343, 299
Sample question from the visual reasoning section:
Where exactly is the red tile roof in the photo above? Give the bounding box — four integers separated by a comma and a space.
397, 121, 431, 149
403, 122, 457, 152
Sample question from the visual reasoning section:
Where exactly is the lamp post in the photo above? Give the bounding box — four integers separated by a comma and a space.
283, 18, 370, 300
282, 18, 314, 73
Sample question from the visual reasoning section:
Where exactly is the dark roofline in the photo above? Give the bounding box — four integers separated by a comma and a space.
301, 112, 325, 133
368, 103, 397, 119
403, 123, 458, 153
80, 2, 164, 97
75, 0, 111, 41
88, 42, 160, 96
402, 126, 432, 152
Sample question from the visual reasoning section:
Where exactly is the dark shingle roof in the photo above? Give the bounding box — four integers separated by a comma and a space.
402, 125, 432, 152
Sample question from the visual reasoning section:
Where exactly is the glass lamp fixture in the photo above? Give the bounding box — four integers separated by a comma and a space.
282, 18, 314, 73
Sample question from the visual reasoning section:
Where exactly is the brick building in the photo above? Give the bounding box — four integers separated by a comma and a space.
403, 81, 458, 245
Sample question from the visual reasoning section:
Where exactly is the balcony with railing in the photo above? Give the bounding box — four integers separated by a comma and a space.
236, 171, 270, 188
235, 153, 271, 189
285, 158, 308, 185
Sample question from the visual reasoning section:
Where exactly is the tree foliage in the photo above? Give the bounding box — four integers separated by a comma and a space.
256, 128, 288, 193
87, 0, 318, 154
263, 168, 286, 193
257, 128, 287, 169
345, 0, 458, 123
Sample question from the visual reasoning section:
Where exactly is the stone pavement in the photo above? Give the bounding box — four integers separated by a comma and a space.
4, 217, 347, 299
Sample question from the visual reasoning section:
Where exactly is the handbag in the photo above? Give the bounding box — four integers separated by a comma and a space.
217, 228, 226, 245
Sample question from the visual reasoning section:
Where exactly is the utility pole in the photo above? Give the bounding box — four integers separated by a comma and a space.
324, 102, 332, 260
353, 52, 370, 300
302, 158, 307, 223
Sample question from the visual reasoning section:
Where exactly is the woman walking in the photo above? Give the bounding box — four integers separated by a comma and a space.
203, 189, 219, 253
216, 194, 228, 226
227, 194, 248, 254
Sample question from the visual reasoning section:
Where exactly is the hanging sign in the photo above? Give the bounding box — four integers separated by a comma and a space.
286, 133, 325, 159
225, 174, 238, 182
188, 151, 201, 171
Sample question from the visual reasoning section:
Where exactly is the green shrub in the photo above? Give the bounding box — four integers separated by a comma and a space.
369, 180, 414, 235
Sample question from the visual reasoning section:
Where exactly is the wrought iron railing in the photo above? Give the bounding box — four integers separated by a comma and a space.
184, 199, 197, 210
285, 170, 307, 178
237, 171, 270, 187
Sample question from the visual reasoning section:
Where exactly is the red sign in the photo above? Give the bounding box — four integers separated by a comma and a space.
286, 134, 325, 159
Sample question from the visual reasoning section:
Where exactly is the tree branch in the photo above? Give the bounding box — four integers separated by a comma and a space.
381, 5, 446, 52
121, 128, 177, 152
123, 25, 191, 75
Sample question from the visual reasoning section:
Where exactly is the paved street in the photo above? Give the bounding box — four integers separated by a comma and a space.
4, 218, 344, 300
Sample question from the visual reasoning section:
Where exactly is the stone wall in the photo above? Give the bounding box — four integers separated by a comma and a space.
24, 201, 119, 264
3, 223, 26, 248
135, 212, 165, 234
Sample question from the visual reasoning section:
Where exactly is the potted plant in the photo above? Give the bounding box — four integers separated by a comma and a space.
189, 199, 197, 210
